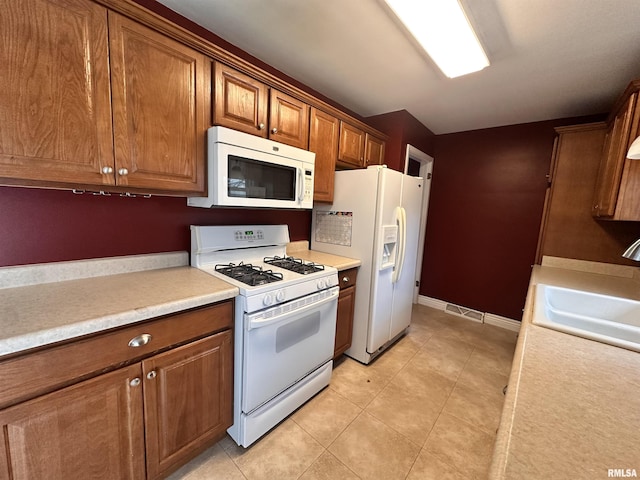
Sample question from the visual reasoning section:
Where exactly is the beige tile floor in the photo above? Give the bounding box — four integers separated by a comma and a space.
168, 304, 518, 480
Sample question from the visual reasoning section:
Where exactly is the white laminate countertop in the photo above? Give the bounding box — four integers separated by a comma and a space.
490, 258, 640, 479
0, 252, 238, 358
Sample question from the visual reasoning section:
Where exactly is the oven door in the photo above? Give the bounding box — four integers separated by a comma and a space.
242, 287, 338, 413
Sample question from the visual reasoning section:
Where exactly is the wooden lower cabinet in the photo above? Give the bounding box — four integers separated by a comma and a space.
0, 303, 233, 480
143, 332, 233, 480
334, 268, 358, 359
0, 364, 145, 480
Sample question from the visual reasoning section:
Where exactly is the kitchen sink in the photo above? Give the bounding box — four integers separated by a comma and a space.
532, 284, 640, 353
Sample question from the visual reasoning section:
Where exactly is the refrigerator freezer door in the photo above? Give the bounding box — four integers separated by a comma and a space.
389, 175, 423, 340
311, 167, 381, 363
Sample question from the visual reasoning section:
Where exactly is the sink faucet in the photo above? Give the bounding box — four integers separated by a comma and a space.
622, 238, 640, 261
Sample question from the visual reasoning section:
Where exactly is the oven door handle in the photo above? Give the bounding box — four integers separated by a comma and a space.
247, 287, 339, 331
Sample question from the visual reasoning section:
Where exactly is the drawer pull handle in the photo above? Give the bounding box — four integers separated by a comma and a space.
128, 333, 152, 348
342, 276, 350, 283
130, 378, 141, 387
146, 370, 157, 380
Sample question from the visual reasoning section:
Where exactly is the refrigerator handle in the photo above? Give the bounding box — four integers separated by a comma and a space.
392, 207, 407, 284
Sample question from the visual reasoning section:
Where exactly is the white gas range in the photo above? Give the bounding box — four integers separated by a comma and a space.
190, 225, 338, 447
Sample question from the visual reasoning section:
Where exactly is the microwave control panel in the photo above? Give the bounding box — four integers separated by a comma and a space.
304, 169, 313, 201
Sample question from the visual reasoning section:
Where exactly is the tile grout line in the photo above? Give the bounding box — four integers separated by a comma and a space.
403, 343, 479, 479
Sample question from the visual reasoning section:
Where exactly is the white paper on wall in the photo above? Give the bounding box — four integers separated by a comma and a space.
314, 211, 353, 246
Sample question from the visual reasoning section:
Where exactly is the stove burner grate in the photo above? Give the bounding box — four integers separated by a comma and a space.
264, 256, 325, 275
215, 262, 283, 286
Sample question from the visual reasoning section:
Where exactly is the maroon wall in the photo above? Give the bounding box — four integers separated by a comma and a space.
0, 186, 310, 267
420, 118, 605, 321
367, 110, 436, 170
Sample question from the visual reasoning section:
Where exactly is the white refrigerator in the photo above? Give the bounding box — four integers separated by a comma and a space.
311, 166, 423, 364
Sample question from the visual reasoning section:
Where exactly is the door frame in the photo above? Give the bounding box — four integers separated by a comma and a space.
403, 145, 434, 303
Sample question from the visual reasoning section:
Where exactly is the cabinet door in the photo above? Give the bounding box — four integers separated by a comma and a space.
334, 285, 356, 359
0, 0, 114, 188
338, 122, 365, 168
269, 90, 310, 149
365, 134, 385, 167
309, 108, 339, 203
0, 364, 144, 480
109, 12, 209, 194
592, 93, 636, 217
214, 62, 269, 137
334, 268, 357, 359
143, 330, 233, 480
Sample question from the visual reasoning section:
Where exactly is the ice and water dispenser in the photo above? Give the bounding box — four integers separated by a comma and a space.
380, 224, 398, 270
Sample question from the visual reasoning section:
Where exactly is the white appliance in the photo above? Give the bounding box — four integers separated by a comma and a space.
311, 166, 423, 364
188, 126, 315, 209
190, 225, 338, 447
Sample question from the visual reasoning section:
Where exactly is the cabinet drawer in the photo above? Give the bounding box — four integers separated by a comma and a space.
339, 268, 358, 289
0, 301, 233, 409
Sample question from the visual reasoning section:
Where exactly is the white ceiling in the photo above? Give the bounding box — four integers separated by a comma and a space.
156, 0, 640, 134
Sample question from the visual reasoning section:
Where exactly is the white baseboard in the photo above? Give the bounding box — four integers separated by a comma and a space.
417, 295, 447, 310
417, 295, 521, 331
483, 313, 521, 332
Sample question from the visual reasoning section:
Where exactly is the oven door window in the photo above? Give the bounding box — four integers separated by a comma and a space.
228, 155, 296, 200
241, 289, 338, 413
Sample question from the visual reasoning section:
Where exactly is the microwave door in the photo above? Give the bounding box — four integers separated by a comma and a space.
187, 126, 315, 209
216, 144, 305, 208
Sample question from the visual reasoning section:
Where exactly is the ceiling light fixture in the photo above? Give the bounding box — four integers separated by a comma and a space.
383, 0, 489, 78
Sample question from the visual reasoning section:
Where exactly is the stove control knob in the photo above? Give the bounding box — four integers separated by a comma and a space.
276, 290, 285, 302
317, 279, 326, 290
263, 294, 274, 306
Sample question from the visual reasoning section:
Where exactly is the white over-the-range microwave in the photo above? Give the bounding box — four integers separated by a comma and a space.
188, 126, 315, 209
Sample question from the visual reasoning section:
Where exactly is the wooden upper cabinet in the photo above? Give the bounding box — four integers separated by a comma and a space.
214, 62, 269, 137
592, 93, 635, 217
365, 133, 385, 166
592, 83, 640, 220
109, 12, 209, 194
309, 108, 339, 202
214, 63, 310, 148
338, 122, 366, 168
269, 90, 310, 149
0, 0, 114, 188
0, 0, 208, 195
0, 364, 145, 480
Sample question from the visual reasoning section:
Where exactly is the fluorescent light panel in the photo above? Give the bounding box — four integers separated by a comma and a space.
384, 0, 489, 78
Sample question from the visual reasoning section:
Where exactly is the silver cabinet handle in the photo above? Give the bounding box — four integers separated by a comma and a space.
101, 166, 113, 174
128, 333, 152, 348
271, 127, 278, 134
258, 123, 265, 130
146, 370, 157, 380
342, 276, 350, 283
130, 378, 141, 387
118, 168, 129, 176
